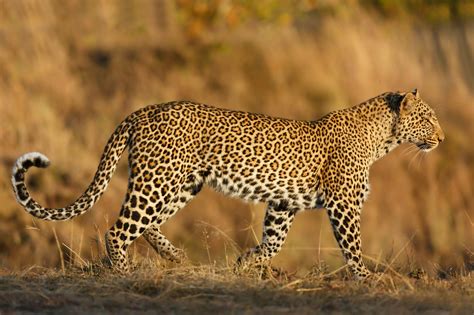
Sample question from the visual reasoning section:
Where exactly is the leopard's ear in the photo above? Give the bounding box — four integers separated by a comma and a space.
400, 92, 415, 115
412, 88, 420, 99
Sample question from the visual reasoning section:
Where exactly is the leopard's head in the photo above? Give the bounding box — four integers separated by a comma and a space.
391, 89, 445, 152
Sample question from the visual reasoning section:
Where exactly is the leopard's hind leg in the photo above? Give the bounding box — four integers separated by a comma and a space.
105, 182, 198, 271
105, 187, 153, 273
142, 172, 205, 263
104, 161, 179, 272
143, 223, 187, 263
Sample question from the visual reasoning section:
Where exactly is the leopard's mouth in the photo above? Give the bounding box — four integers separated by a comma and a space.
416, 141, 438, 152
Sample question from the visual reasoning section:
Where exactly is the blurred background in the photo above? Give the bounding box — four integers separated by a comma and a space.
0, 0, 473, 275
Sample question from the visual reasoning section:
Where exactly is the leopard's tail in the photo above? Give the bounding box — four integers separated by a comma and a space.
11, 119, 131, 221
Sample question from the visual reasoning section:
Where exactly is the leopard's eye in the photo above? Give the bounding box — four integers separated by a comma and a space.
427, 113, 437, 121
423, 114, 437, 125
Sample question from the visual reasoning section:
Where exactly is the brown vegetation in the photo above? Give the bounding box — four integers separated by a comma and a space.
0, 0, 473, 286
0, 261, 473, 314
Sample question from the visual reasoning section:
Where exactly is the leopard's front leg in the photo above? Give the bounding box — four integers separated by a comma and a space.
237, 206, 296, 267
326, 200, 371, 279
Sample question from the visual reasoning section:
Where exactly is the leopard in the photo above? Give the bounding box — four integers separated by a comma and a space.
11, 89, 444, 279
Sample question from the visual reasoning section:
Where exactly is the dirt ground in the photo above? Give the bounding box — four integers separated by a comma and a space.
0, 262, 472, 315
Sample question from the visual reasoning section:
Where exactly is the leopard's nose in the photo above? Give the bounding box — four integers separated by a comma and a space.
437, 130, 445, 143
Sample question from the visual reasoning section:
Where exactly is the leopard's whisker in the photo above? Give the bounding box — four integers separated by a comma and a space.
401, 144, 418, 158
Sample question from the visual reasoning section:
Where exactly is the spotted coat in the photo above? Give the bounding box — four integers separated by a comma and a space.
12, 89, 444, 279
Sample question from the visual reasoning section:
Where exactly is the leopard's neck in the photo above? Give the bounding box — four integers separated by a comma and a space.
351, 96, 401, 162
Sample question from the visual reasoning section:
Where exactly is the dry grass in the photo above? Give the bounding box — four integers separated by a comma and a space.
0, 260, 473, 314
0, 0, 473, 285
